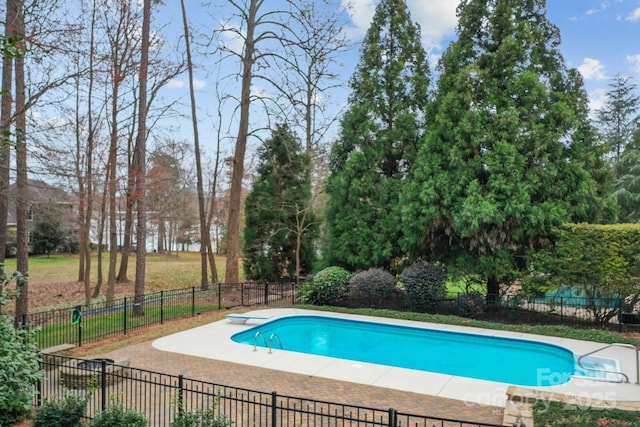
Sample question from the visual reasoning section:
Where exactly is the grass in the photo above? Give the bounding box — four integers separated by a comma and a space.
2, 252, 231, 290
36, 302, 219, 348
533, 401, 640, 426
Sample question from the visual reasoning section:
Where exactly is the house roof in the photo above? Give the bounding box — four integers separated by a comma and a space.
7, 180, 73, 225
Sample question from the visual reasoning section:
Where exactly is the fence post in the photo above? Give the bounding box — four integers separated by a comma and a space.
77, 306, 83, 347
264, 280, 269, 306
619, 296, 623, 333
271, 391, 277, 427
101, 359, 107, 412
160, 290, 164, 324
178, 374, 184, 417
387, 408, 397, 427
191, 287, 195, 317
123, 297, 128, 336
560, 297, 564, 325
218, 283, 222, 309
36, 352, 42, 407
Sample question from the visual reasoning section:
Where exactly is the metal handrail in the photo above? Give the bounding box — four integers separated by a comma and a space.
253, 331, 267, 351
269, 333, 283, 353
577, 343, 639, 384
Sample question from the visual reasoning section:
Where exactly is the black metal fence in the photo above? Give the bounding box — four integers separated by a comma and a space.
29, 282, 296, 349
38, 353, 503, 427
337, 289, 640, 333
29, 280, 640, 351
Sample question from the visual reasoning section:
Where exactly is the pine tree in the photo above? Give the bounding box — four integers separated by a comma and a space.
597, 74, 640, 163
243, 124, 316, 281
325, 0, 430, 271
615, 127, 640, 222
401, 0, 617, 298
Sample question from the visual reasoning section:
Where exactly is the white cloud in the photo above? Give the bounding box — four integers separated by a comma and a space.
626, 8, 640, 21
343, 0, 459, 52
219, 19, 246, 55
578, 58, 607, 80
341, 0, 377, 40
585, 3, 609, 16
588, 88, 608, 114
168, 79, 186, 89
627, 54, 640, 75
407, 0, 459, 51
167, 79, 207, 90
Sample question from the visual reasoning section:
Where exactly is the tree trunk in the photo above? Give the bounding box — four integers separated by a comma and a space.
116, 143, 136, 283
106, 49, 120, 302
225, 0, 258, 283
82, 0, 97, 305
0, 1, 16, 279
92, 160, 111, 298
133, 0, 151, 316
14, 0, 28, 325
486, 275, 500, 306
180, 0, 211, 289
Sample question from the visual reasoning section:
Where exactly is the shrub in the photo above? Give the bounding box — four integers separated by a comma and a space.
399, 262, 447, 311
348, 268, 396, 304
0, 272, 43, 427
89, 403, 148, 427
454, 291, 487, 318
172, 409, 232, 427
31, 394, 87, 427
298, 266, 352, 305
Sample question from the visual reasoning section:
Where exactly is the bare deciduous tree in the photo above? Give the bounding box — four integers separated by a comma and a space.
133, 0, 151, 316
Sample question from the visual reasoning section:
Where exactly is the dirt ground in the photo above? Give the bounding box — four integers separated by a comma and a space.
28, 280, 137, 313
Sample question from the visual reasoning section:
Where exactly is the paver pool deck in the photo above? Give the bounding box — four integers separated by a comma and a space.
99, 308, 640, 426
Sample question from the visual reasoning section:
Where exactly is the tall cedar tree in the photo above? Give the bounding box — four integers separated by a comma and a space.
597, 74, 640, 163
325, 0, 430, 271
401, 0, 617, 298
615, 128, 640, 222
243, 124, 316, 281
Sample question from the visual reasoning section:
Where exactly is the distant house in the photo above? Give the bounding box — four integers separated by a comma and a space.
7, 180, 77, 255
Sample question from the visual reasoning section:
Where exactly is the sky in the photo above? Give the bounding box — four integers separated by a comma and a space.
343, 0, 640, 113
157, 0, 640, 153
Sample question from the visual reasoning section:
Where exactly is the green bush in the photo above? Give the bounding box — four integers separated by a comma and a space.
298, 266, 352, 305
0, 273, 43, 427
348, 268, 396, 302
31, 394, 87, 427
399, 262, 447, 311
89, 403, 148, 427
172, 409, 232, 427
454, 291, 486, 318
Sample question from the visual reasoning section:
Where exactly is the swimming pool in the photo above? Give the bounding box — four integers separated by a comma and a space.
232, 315, 577, 387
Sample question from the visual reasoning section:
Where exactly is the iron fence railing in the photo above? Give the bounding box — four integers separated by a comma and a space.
28, 281, 639, 351
29, 282, 296, 349
338, 290, 638, 333
38, 353, 503, 427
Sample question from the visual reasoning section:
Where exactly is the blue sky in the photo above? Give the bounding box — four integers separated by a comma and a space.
158, 1, 640, 152
344, 0, 640, 113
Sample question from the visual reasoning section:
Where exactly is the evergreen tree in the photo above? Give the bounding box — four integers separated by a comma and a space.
597, 74, 640, 163
325, 0, 430, 271
401, 0, 617, 298
614, 127, 640, 222
243, 124, 316, 281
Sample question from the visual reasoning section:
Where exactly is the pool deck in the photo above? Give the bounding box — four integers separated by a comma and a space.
102, 308, 640, 425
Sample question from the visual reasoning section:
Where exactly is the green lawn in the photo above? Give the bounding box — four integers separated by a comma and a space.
35, 301, 219, 348
534, 401, 640, 426
2, 252, 231, 291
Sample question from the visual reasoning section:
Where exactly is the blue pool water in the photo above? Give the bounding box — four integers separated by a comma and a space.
231, 315, 577, 386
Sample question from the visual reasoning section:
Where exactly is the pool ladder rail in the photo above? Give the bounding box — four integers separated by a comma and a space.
253, 331, 283, 354
576, 343, 639, 384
